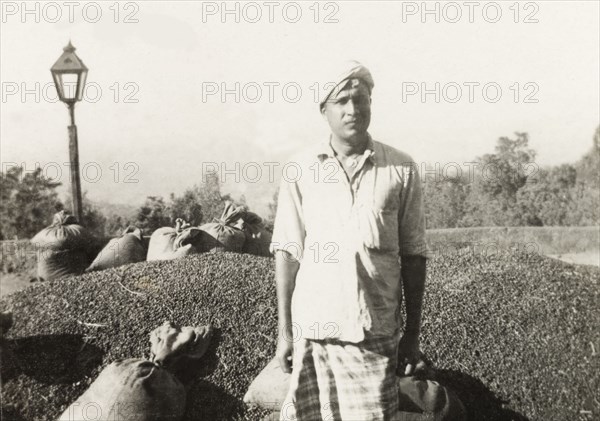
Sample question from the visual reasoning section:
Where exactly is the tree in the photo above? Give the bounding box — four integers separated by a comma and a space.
167, 170, 244, 226
422, 165, 470, 229
81, 200, 108, 238
0, 166, 63, 239
515, 127, 600, 227
135, 196, 171, 235
64, 191, 110, 237
576, 126, 600, 188
195, 170, 228, 223
105, 214, 128, 237
478, 133, 536, 198
571, 125, 600, 225
515, 165, 577, 226
169, 189, 203, 226
460, 132, 537, 226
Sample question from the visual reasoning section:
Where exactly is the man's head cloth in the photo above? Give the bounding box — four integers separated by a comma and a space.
319, 60, 374, 110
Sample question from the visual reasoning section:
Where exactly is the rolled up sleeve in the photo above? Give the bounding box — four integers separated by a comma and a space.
398, 163, 433, 259
270, 175, 306, 262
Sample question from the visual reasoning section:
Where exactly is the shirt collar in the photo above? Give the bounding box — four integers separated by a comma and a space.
316, 133, 377, 164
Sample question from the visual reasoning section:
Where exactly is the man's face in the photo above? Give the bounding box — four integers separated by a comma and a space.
321, 79, 371, 142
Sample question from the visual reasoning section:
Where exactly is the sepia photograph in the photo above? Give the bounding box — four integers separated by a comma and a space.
1, 1, 599, 420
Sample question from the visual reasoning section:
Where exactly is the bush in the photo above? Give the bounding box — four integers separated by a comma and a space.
0, 167, 63, 240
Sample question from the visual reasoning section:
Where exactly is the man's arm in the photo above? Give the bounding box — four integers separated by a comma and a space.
396, 158, 429, 375
398, 254, 427, 376
270, 173, 305, 373
275, 250, 300, 373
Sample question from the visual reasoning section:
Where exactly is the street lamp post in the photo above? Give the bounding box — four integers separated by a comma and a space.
50, 41, 88, 224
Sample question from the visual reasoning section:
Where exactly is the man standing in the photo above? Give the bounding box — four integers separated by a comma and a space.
271, 61, 430, 420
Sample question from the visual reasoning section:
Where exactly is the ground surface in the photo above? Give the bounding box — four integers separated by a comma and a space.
1, 250, 599, 421
0, 272, 37, 299
547, 251, 599, 267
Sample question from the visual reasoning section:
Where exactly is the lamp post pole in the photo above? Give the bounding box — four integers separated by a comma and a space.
67, 103, 83, 223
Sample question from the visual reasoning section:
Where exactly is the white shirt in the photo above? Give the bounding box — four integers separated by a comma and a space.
271, 134, 431, 343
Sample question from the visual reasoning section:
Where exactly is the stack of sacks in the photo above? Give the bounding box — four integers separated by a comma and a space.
199, 202, 246, 253
58, 321, 212, 421
147, 219, 204, 261
238, 211, 273, 257
30, 211, 95, 281
86, 226, 147, 271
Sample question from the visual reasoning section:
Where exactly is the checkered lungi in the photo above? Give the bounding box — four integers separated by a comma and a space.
279, 334, 399, 421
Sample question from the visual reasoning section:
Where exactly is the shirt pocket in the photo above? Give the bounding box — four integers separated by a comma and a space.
357, 205, 399, 252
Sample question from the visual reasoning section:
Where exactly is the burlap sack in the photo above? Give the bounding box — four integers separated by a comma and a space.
243, 356, 288, 410
239, 211, 273, 257
0, 312, 12, 339
58, 358, 186, 421
0, 312, 13, 389
59, 322, 213, 421
30, 211, 94, 281
146, 219, 202, 261
198, 202, 246, 253
86, 226, 147, 271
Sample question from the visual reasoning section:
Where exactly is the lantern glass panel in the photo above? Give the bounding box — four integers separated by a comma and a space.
77, 70, 88, 101
52, 73, 65, 100
61, 73, 79, 101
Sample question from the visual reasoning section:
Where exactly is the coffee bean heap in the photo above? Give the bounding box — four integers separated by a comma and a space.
1, 249, 598, 420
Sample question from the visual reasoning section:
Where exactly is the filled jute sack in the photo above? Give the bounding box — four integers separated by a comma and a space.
244, 357, 467, 421
0, 312, 12, 340
86, 226, 147, 271
58, 358, 185, 421
238, 211, 273, 257
58, 322, 212, 421
30, 211, 94, 281
146, 219, 202, 261
0, 312, 13, 389
199, 202, 246, 253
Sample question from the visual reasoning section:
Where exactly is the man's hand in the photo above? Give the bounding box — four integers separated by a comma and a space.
276, 328, 294, 373
397, 330, 427, 376
275, 250, 300, 374
399, 255, 427, 376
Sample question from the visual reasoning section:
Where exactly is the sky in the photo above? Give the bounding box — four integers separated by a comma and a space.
1, 1, 599, 217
